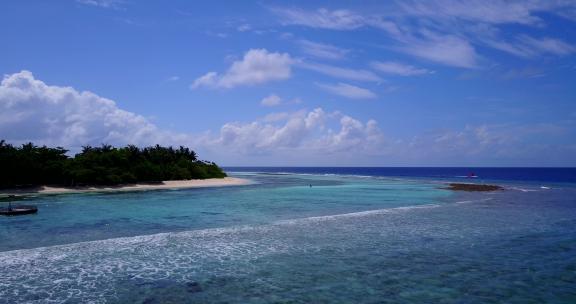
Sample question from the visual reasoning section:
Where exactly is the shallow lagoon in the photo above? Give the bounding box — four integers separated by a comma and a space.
1, 172, 575, 303
0, 173, 449, 252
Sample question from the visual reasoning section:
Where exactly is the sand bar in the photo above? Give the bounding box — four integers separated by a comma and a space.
0, 177, 252, 195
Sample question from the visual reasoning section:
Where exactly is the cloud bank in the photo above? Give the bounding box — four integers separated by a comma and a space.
0, 71, 183, 149
2, 71, 573, 166
212, 108, 383, 153
0, 71, 383, 162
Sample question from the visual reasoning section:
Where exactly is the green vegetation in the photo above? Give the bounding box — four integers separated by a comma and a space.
0, 140, 226, 189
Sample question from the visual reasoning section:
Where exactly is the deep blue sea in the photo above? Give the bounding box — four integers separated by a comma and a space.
225, 167, 576, 183
1, 168, 575, 303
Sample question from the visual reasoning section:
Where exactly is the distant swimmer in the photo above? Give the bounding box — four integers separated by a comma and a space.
309, 184, 312, 188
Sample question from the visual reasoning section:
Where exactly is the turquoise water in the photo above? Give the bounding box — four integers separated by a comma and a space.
0, 173, 448, 252
1, 172, 576, 303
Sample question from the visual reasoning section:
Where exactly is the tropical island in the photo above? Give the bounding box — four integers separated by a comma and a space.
0, 140, 247, 194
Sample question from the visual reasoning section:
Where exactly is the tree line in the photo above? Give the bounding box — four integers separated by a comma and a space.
0, 140, 226, 188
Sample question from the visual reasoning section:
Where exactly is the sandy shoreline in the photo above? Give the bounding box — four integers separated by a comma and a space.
0, 177, 252, 195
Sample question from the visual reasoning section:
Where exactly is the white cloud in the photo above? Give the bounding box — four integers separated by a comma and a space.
76, 0, 124, 9
272, 3, 576, 67
517, 35, 576, 56
319, 116, 383, 152
0, 71, 185, 149
191, 49, 294, 89
396, 2, 576, 61
261, 94, 282, 107
211, 108, 384, 155
260, 94, 302, 107
216, 109, 326, 151
480, 33, 576, 58
299, 62, 382, 82
191, 72, 218, 88
272, 0, 576, 30
383, 122, 576, 166
272, 7, 365, 30
500, 67, 546, 80
272, 7, 480, 68
0, 71, 383, 163
398, 0, 543, 25
371, 61, 433, 76
398, 33, 479, 68
200, 108, 393, 166
317, 83, 377, 99
237, 24, 252, 32
299, 40, 349, 60
481, 38, 538, 58
3, 71, 573, 166
398, 0, 576, 26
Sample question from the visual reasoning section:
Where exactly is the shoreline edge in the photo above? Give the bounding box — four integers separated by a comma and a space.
0, 177, 253, 195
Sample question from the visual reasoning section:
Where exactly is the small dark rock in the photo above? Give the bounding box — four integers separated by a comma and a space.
142, 297, 157, 304
186, 281, 203, 293
444, 183, 503, 192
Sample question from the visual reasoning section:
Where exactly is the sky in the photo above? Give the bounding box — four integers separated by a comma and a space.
0, 0, 575, 166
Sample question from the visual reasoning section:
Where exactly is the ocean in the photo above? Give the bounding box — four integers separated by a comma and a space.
1, 168, 575, 303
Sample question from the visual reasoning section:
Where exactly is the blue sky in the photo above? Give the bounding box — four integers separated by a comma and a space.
0, 0, 575, 166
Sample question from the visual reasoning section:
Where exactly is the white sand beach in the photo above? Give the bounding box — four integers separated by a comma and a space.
0, 177, 252, 195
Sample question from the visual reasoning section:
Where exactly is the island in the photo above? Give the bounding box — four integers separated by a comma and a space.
0, 140, 247, 194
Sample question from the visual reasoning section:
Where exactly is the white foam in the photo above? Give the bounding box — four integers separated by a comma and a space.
454, 198, 494, 204
0, 198, 464, 303
510, 187, 539, 192
275, 204, 441, 225
0, 223, 295, 303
